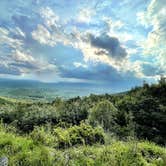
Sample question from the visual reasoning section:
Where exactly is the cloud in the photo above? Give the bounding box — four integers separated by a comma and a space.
32, 25, 56, 46
11, 50, 58, 75
60, 63, 119, 81
59, 62, 143, 91
74, 31, 139, 77
141, 62, 164, 77
31, 9, 142, 79
9, 62, 37, 70
89, 33, 127, 59
29, 5, 153, 84
10, 27, 26, 38
73, 62, 88, 68
40, 7, 59, 28
0, 20, 58, 77
77, 8, 95, 24
1, 1, 162, 86
12, 50, 35, 62
103, 17, 124, 32
0, 63, 21, 75
32, 7, 75, 47
0, 27, 23, 50
0, 27, 57, 76
32, 7, 128, 64
137, 0, 166, 76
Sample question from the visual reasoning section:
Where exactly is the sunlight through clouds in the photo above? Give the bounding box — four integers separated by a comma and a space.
0, 0, 165, 86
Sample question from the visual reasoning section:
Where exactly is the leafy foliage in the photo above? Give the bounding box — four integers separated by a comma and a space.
89, 100, 118, 132
30, 123, 105, 148
0, 78, 166, 165
0, 124, 166, 166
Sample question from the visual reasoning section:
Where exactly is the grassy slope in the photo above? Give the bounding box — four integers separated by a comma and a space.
0, 129, 166, 166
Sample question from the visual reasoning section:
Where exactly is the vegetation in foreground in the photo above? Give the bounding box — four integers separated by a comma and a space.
0, 77, 166, 165
1, 124, 166, 166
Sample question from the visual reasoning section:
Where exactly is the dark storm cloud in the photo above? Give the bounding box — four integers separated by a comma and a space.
89, 33, 127, 59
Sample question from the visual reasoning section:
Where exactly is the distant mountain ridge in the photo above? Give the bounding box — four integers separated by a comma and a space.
0, 78, 112, 100
0, 78, 94, 87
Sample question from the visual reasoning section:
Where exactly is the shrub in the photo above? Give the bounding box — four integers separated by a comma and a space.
30, 126, 55, 146
53, 123, 105, 148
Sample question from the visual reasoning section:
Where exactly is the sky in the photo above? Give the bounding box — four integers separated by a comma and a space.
0, 0, 165, 89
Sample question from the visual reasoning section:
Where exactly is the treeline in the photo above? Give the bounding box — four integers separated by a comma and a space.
0, 77, 166, 146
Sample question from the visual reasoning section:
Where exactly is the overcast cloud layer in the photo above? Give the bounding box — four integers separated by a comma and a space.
0, 0, 165, 88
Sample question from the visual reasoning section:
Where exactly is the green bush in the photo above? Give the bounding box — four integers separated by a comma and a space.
30, 126, 55, 146
29, 123, 105, 149
53, 123, 105, 148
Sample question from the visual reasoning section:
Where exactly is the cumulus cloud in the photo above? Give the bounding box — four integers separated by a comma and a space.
102, 17, 135, 44
0, 49, 50, 76
12, 50, 35, 62
33, 7, 128, 61
40, 7, 59, 28
89, 33, 127, 59
31, 7, 141, 79
0, 26, 57, 76
1, 1, 162, 85
11, 50, 57, 75
32, 7, 75, 47
137, 0, 166, 76
32, 25, 56, 46
74, 31, 138, 76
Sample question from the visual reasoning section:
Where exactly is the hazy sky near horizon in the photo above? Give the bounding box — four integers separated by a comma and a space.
0, 0, 165, 88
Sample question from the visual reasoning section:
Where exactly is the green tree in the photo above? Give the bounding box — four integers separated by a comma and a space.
89, 100, 118, 132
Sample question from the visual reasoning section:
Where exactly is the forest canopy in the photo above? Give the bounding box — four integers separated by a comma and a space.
0, 77, 166, 165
